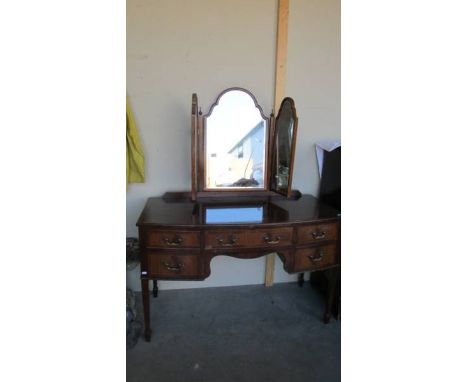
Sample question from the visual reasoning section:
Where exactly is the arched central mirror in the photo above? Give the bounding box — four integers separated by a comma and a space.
204, 88, 268, 190
191, 87, 298, 200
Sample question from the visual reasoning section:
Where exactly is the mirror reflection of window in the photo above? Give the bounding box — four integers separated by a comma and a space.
206, 90, 266, 189
205, 207, 264, 224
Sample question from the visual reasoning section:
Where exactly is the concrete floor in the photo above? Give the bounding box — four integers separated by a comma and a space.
127, 282, 340, 382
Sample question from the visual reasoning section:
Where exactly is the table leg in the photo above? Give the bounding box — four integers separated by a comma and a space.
298, 272, 304, 287
323, 267, 339, 324
152, 279, 158, 298
141, 278, 152, 341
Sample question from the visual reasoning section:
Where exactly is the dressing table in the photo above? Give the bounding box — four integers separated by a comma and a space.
137, 88, 340, 341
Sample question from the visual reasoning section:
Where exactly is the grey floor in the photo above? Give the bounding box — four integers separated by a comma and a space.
127, 282, 340, 382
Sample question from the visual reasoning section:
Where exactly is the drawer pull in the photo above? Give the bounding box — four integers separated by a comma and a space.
161, 261, 184, 272
311, 231, 326, 240
263, 235, 281, 245
217, 236, 237, 247
308, 251, 325, 262
164, 236, 184, 246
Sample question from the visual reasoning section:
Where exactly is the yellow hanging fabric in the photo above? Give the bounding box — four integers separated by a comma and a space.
126, 97, 145, 187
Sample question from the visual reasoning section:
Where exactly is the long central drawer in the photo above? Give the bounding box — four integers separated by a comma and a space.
204, 227, 293, 249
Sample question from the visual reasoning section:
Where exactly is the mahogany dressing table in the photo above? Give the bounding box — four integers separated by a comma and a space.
137, 88, 341, 341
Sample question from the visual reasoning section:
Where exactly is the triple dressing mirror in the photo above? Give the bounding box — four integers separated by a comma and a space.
191, 87, 298, 200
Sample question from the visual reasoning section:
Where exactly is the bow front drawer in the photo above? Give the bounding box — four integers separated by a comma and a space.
246, 227, 293, 247
148, 253, 201, 278
294, 244, 338, 272
297, 223, 338, 244
144, 230, 201, 249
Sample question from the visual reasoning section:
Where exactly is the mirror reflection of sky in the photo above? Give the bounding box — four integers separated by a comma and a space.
205, 207, 263, 224
206, 91, 263, 155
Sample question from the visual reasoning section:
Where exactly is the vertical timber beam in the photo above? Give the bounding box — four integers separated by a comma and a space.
265, 0, 289, 287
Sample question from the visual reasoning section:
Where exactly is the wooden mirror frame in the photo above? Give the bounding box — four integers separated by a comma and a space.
191, 88, 298, 201
192, 88, 274, 200
269, 97, 298, 199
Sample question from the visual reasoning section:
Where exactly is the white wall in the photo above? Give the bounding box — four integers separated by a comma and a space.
126, 0, 340, 291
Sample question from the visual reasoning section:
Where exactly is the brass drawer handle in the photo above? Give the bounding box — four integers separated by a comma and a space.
308, 251, 325, 262
217, 236, 237, 247
161, 261, 184, 272
263, 235, 281, 245
311, 231, 326, 240
164, 236, 184, 246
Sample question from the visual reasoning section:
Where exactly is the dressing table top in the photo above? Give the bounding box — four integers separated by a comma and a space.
137, 194, 340, 228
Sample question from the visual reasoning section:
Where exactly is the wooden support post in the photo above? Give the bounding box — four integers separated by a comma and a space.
265, 0, 289, 287
274, 0, 289, 113
265, 253, 276, 287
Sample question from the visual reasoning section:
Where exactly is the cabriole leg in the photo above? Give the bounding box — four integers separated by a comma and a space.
141, 278, 152, 341
323, 267, 339, 324
298, 272, 304, 287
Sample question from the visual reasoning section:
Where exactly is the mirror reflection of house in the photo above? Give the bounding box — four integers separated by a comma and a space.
227, 121, 265, 187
